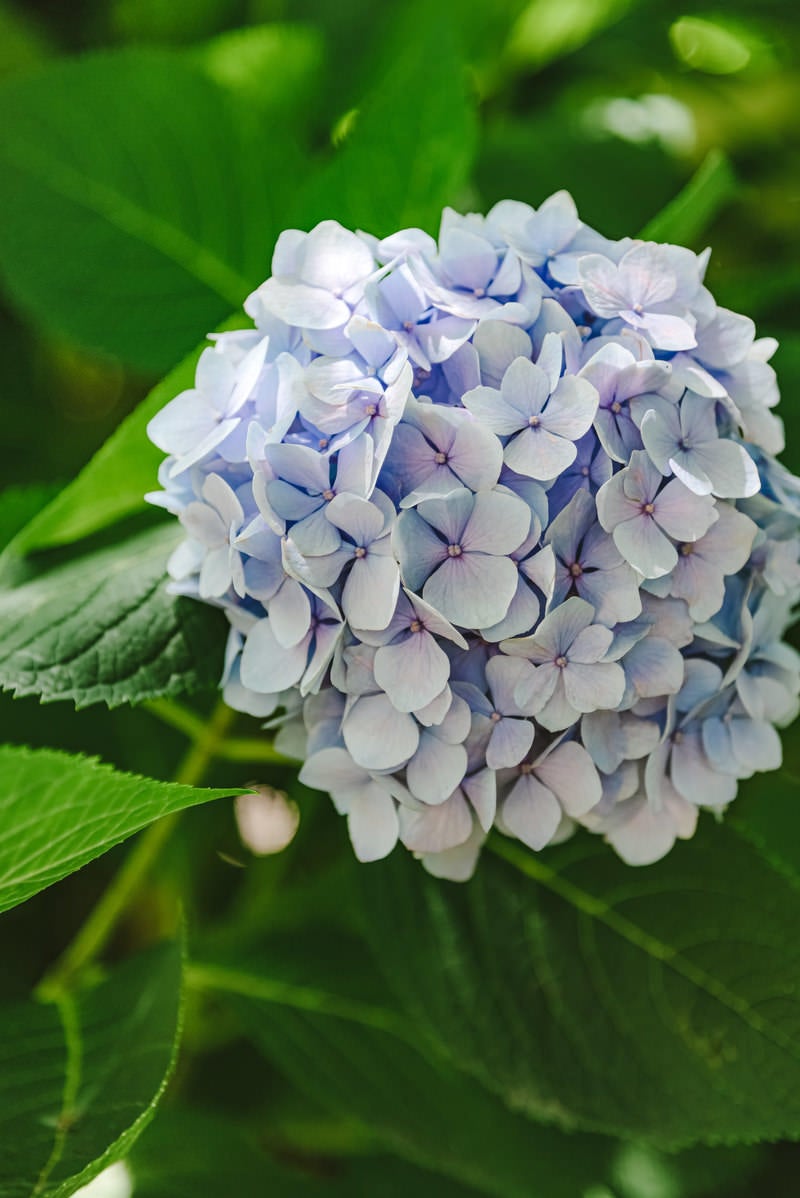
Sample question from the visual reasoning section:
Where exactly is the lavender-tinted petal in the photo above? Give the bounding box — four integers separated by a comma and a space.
564, 660, 625, 713
399, 791, 473, 853
343, 693, 419, 771
374, 629, 450, 712
342, 554, 399, 631
462, 490, 530, 555
406, 735, 469, 804
613, 513, 678, 579
241, 619, 308, 693
348, 789, 399, 862
423, 553, 519, 630
486, 717, 534, 769
535, 741, 602, 817
501, 775, 562, 851
504, 425, 577, 480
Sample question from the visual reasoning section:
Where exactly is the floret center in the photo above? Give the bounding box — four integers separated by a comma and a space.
569, 562, 583, 577
434, 451, 448, 464
409, 619, 424, 633
528, 415, 541, 428
322, 489, 335, 501
447, 544, 463, 557
354, 546, 367, 558
642, 502, 656, 515
555, 654, 568, 668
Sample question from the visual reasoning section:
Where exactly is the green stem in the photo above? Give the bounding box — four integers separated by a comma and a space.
39, 699, 236, 998
214, 737, 295, 766
147, 697, 292, 766
145, 696, 206, 742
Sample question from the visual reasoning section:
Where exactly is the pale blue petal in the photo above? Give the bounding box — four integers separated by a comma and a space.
374, 631, 450, 712
399, 791, 472, 853
486, 717, 534, 769
348, 789, 399, 862
501, 775, 562, 850
406, 735, 468, 805
241, 619, 308, 692
423, 553, 519, 629
343, 693, 419, 771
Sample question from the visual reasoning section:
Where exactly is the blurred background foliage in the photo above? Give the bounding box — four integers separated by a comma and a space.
0, 0, 798, 1194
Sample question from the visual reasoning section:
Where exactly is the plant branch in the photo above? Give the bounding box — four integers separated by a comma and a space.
39, 699, 236, 997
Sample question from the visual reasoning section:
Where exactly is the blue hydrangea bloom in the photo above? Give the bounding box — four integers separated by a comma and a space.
147, 205, 800, 879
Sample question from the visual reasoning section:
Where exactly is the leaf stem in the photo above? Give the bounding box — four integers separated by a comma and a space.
147, 697, 293, 766
39, 699, 236, 997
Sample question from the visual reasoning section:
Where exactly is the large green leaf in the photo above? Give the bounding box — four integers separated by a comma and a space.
358, 821, 800, 1148
0, 50, 299, 372
0, 940, 182, 1198
0, 484, 60, 554
189, 951, 617, 1198
129, 1108, 486, 1197
638, 150, 737, 246
730, 771, 800, 890
195, 23, 324, 123
298, 8, 477, 236
0, 524, 225, 709
0, 744, 241, 913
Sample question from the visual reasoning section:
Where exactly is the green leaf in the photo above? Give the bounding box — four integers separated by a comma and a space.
505, 0, 635, 72
189, 951, 617, 1198
0, 483, 60, 554
0, 744, 240, 913
130, 1108, 487, 1197
6, 314, 247, 558
730, 771, 800, 890
0, 940, 182, 1198
0, 50, 298, 372
195, 23, 323, 123
359, 823, 800, 1148
0, 525, 225, 709
298, 9, 477, 236
638, 150, 737, 246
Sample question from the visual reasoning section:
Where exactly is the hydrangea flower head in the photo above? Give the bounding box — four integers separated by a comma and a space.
147, 203, 800, 880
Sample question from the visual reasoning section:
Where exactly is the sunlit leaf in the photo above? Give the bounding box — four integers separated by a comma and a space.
0, 50, 300, 371
638, 149, 737, 245
0, 744, 240, 912
298, 9, 477, 236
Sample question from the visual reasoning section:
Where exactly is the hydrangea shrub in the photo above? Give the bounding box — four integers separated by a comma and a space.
147, 195, 800, 880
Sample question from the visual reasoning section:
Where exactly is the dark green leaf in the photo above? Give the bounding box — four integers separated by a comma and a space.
359, 823, 800, 1147
0, 525, 225, 709
0, 744, 241, 912
298, 9, 477, 236
638, 149, 738, 245
730, 771, 800, 890
189, 952, 617, 1198
6, 315, 247, 557
0, 940, 182, 1198
130, 1107, 486, 1197
0, 484, 60, 554
0, 50, 298, 371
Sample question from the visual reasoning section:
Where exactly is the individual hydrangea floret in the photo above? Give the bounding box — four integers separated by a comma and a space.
147, 196, 800, 880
